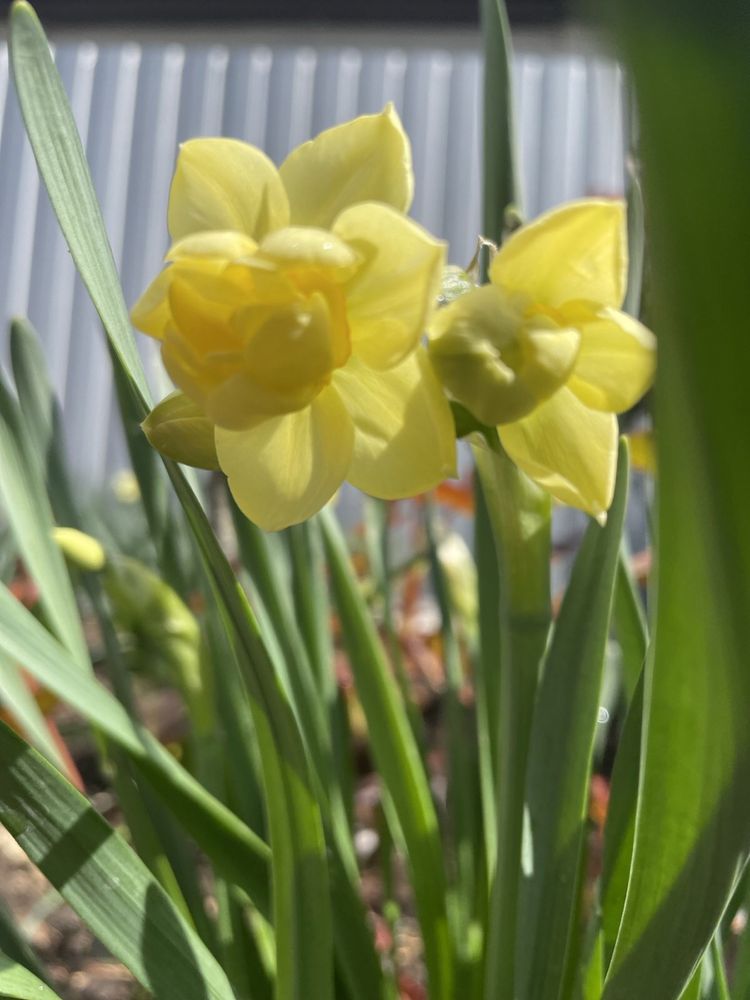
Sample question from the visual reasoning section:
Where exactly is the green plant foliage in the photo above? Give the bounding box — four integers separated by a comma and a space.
516, 442, 630, 1000
601, 2, 750, 997
0, 953, 61, 1000
321, 507, 454, 1000
0, 720, 235, 1000
0, 0, 744, 998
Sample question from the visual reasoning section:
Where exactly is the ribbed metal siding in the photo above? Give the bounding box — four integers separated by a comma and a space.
0, 38, 624, 486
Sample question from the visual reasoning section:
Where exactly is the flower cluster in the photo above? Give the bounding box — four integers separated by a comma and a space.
133, 107, 655, 529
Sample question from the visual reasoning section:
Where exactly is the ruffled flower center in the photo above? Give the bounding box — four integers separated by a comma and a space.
162, 227, 360, 429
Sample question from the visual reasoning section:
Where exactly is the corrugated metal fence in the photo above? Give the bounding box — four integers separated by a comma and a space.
0, 33, 624, 486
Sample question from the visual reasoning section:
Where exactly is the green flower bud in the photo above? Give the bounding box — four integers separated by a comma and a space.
52, 527, 106, 572
142, 391, 220, 470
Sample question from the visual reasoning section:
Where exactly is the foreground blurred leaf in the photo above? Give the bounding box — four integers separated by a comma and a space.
602, 3, 750, 997
0, 580, 271, 913
10, 6, 333, 993
516, 442, 629, 1000
0, 954, 60, 1000
0, 720, 235, 1000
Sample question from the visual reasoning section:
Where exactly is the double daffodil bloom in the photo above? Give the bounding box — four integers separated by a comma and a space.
428, 199, 656, 518
132, 106, 456, 530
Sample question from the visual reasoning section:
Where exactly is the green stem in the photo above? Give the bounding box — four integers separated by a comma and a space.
474, 438, 552, 998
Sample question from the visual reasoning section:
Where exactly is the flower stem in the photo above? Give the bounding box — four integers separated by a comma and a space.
474, 436, 552, 997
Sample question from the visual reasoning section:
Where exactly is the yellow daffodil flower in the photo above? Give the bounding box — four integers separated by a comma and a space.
428, 199, 656, 519
132, 106, 456, 530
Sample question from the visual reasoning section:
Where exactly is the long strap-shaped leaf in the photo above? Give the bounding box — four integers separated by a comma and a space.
0, 954, 62, 1000
320, 508, 454, 1000
602, 3, 750, 997
0, 579, 271, 908
0, 373, 89, 669
9, 6, 332, 996
9, 3, 150, 402
0, 719, 236, 1000
514, 442, 629, 1000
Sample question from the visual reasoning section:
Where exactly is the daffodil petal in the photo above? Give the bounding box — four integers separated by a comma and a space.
567, 307, 656, 412
168, 138, 289, 242
131, 269, 173, 340
279, 104, 414, 229
333, 351, 456, 499
166, 230, 258, 261
215, 385, 354, 531
258, 227, 359, 276
491, 199, 627, 309
334, 203, 445, 369
498, 387, 618, 518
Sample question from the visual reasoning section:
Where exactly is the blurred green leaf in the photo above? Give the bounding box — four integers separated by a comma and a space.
0, 719, 235, 1000
515, 441, 629, 1000
0, 652, 64, 770
0, 953, 61, 1000
602, 3, 750, 997
0, 372, 88, 669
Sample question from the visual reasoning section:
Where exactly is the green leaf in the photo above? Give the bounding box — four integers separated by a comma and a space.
602, 4, 750, 997
0, 954, 61, 1000
320, 508, 454, 1000
0, 579, 271, 915
480, 0, 520, 238
0, 371, 88, 669
612, 544, 648, 703
515, 441, 629, 1000
9, 2, 149, 403
0, 719, 235, 1000
0, 651, 65, 770
165, 469, 332, 1000
601, 674, 644, 965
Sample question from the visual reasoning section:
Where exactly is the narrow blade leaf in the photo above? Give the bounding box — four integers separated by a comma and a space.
516, 441, 629, 999
9, 1, 149, 401
0, 720, 235, 1000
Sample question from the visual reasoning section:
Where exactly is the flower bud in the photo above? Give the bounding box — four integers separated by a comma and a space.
51, 527, 106, 572
142, 391, 219, 470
